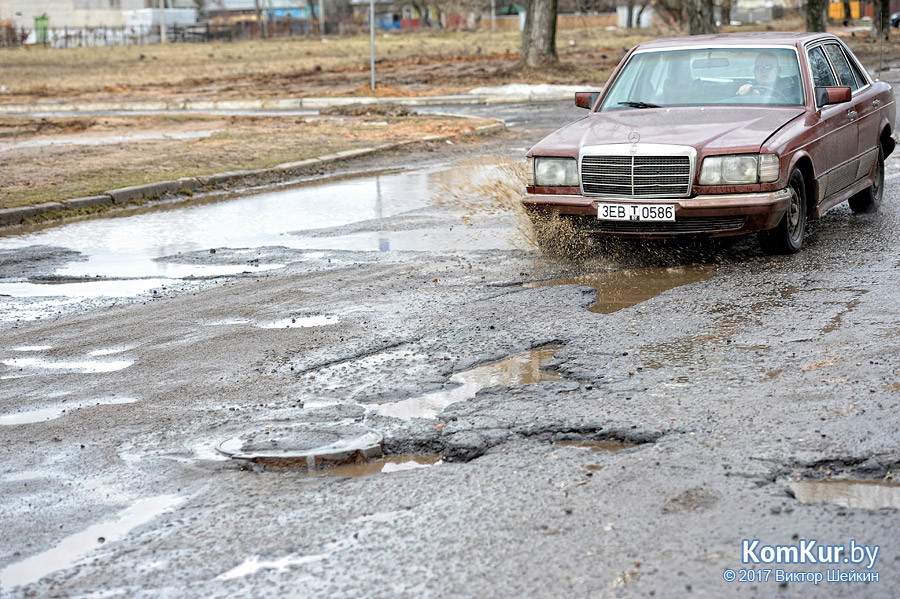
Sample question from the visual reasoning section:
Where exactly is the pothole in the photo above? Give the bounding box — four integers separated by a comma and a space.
526, 265, 714, 313
0, 494, 184, 590
790, 479, 900, 510
312, 455, 441, 477
372, 345, 566, 419
258, 315, 339, 329
555, 440, 633, 452
0, 397, 138, 426
216, 424, 383, 471
204, 315, 339, 328
1, 357, 134, 374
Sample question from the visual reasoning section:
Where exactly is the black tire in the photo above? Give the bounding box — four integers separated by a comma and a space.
848, 143, 884, 213
758, 168, 807, 255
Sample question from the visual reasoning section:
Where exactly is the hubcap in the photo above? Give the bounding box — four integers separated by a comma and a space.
787, 186, 802, 242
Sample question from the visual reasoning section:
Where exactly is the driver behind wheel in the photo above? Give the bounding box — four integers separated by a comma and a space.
736, 52, 786, 97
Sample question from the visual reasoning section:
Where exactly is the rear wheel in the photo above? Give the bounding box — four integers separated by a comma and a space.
758, 168, 806, 255
848, 143, 884, 213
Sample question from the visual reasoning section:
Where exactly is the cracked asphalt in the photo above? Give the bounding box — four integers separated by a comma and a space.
2, 100, 900, 598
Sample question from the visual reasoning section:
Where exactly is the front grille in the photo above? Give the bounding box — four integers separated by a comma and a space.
577, 216, 747, 235
582, 155, 692, 197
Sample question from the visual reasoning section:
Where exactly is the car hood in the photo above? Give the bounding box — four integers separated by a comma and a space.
530, 107, 805, 156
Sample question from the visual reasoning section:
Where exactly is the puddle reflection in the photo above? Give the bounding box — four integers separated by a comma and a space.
373, 345, 564, 420
314, 455, 441, 477
527, 265, 715, 314
790, 479, 900, 510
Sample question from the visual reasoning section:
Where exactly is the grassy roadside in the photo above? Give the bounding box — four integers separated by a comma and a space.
0, 27, 655, 101
0, 113, 498, 209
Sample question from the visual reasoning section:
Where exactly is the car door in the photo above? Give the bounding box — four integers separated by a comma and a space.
805, 43, 858, 203
824, 42, 879, 181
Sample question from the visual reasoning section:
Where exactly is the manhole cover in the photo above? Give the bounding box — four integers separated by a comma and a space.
216, 424, 383, 471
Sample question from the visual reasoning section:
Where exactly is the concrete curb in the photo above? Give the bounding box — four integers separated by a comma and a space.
0, 93, 573, 115
0, 120, 505, 228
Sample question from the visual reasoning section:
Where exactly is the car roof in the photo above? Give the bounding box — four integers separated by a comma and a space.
634, 31, 838, 50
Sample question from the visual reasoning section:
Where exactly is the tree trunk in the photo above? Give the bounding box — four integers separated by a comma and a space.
635, 4, 646, 27
520, 0, 558, 67
254, 0, 267, 38
686, 0, 716, 34
806, 0, 826, 31
626, 0, 635, 28
873, 0, 890, 39
720, 0, 732, 25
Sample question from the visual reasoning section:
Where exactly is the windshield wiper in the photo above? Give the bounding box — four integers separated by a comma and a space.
618, 101, 661, 109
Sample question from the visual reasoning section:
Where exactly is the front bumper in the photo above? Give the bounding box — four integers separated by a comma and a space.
523, 189, 791, 238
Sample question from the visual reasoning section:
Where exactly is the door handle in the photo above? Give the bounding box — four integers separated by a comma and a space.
873, 99, 881, 107
847, 110, 858, 119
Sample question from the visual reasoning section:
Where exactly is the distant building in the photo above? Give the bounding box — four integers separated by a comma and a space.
0, 0, 146, 27
730, 0, 786, 24
206, 0, 313, 22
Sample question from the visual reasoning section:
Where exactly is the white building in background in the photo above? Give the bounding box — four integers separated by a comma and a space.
0, 0, 149, 28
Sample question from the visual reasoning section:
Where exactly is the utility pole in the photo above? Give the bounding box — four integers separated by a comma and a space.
159, 0, 166, 43
370, 0, 375, 90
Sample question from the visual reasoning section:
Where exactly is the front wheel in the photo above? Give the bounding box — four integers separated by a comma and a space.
758, 168, 807, 255
848, 143, 884, 213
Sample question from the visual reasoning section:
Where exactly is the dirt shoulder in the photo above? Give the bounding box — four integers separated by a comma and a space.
0, 109, 499, 210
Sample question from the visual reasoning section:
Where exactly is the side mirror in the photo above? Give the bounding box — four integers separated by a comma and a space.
815, 86, 852, 107
575, 91, 601, 110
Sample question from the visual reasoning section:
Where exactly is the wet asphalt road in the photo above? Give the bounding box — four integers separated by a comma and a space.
2, 101, 900, 598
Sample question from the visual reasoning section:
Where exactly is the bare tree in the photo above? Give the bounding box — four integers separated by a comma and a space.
806, 0, 825, 31
686, 0, 716, 34
520, 0, 559, 67
254, 0, 268, 37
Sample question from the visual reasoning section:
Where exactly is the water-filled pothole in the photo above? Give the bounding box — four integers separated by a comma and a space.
1, 357, 133, 374
372, 345, 565, 419
790, 479, 900, 510
555, 440, 633, 452
313, 455, 440, 477
527, 265, 714, 313
0, 397, 138, 426
216, 424, 383, 471
0, 494, 184, 590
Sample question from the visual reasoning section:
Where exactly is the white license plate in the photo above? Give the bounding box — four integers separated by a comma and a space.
597, 203, 675, 222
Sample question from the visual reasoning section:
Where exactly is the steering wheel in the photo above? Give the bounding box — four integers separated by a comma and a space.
748, 85, 789, 103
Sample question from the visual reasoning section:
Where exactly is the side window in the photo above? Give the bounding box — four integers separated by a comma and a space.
844, 51, 869, 89
808, 46, 837, 87
824, 44, 860, 92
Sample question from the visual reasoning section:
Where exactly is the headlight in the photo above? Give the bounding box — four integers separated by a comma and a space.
699, 154, 779, 185
534, 157, 579, 187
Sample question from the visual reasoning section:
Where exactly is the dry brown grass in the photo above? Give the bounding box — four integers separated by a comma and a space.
0, 27, 658, 100
0, 113, 496, 208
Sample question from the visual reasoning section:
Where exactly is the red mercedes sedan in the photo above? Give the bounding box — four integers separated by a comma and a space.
524, 32, 897, 254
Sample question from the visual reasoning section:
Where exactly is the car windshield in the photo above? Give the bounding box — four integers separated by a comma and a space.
599, 47, 805, 110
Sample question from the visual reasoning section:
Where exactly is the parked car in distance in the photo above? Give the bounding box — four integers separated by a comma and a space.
524, 33, 897, 254
890, 12, 900, 27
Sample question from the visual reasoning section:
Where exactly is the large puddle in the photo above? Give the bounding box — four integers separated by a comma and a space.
0, 163, 519, 311
373, 345, 564, 419
0, 494, 184, 589
790, 479, 900, 510
527, 265, 715, 313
